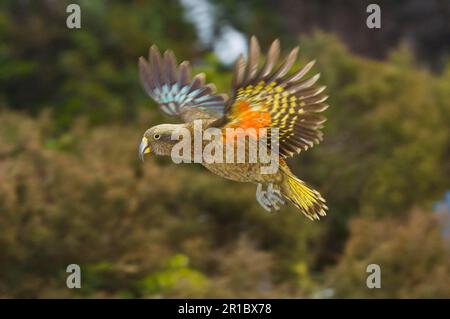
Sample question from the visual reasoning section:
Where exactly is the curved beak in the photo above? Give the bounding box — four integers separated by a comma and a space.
139, 137, 151, 162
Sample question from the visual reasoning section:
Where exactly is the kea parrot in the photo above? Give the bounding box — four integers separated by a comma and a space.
138, 36, 329, 220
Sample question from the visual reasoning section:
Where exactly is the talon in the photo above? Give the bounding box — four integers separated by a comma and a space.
256, 183, 285, 212
271, 200, 280, 210
256, 183, 272, 212
269, 192, 285, 205
259, 197, 272, 212
272, 188, 282, 197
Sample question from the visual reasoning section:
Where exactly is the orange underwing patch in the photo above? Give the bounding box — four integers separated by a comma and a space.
224, 100, 272, 143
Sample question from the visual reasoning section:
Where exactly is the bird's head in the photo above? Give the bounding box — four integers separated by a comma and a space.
139, 123, 186, 161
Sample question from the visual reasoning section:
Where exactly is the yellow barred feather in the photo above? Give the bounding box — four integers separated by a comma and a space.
223, 36, 329, 158
280, 164, 327, 220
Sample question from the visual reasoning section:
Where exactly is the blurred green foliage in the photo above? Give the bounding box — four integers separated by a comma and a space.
0, 0, 196, 130
0, 0, 449, 298
139, 254, 209, 297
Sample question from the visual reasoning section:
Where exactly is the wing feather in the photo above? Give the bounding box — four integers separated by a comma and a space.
219, 36, 329, 158
139, 46, 227, 122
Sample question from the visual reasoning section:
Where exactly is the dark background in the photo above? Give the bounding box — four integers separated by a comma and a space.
0, 0, 450, 298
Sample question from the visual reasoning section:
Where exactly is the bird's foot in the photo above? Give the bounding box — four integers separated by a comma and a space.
256, 183, 285, 212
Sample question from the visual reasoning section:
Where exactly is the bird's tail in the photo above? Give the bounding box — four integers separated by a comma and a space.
280, 165, 327, 220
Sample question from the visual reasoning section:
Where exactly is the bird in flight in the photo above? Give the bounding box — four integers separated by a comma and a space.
138, 36, 329, 220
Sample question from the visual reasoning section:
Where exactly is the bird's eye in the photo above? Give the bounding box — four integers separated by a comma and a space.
153, 134, 161, 140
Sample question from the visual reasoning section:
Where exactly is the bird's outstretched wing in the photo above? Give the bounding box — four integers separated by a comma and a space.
216, 36, 329, 158
139, 46, 228, 122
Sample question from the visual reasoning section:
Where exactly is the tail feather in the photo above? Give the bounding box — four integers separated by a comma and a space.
280, 166, 327, 220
